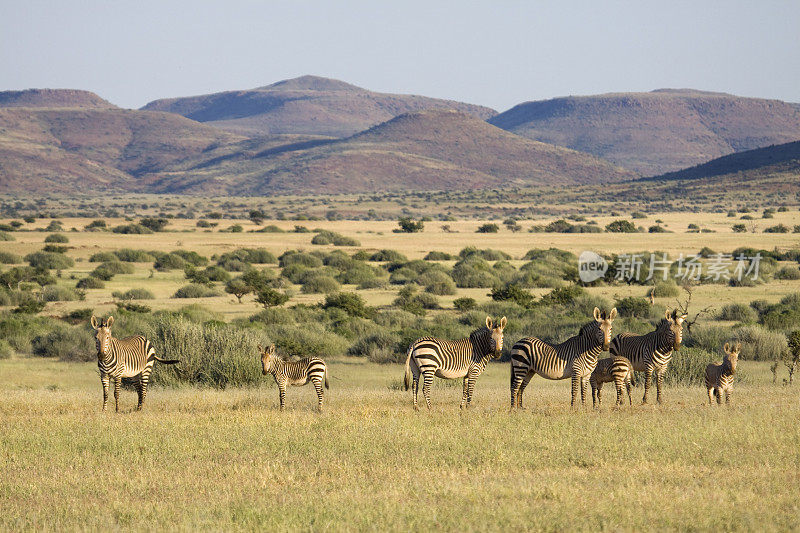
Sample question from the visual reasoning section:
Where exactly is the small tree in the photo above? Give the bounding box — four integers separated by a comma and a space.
397, 217, 424, 233
785, 331, 800, 385
605, 220, 638, 233
476, 223, 500, 233
225, 278, 250, 303
140, 217, 169, 232
249, 210, 265, 225
255, 288, 289, 308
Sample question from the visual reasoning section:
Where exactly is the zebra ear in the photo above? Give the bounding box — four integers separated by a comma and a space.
268, 345, 276, 356
257, 344, 263, 353
90, 315, 98, 329
486, 316, 492, 329
724, 342, 731, 353
735, 342, 742, 353
609, 308, 617, 321
106, 316, 114, 328
665, 308, 671, 320
593, 307, 601, 321
499, 316, 507, 329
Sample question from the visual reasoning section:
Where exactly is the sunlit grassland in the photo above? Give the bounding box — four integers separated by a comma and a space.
1, 356, 798, 531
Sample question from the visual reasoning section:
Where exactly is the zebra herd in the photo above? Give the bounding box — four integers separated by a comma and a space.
90, 307, 739, 412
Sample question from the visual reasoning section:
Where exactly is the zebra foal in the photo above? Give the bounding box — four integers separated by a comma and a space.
259, 344, 329, 411
590, 356, 634, 408
91, 315, 179, 412
510, 307, 617, 409
403, 316, 506, 410
705, 342, 740, 405
610, 309, 687, 404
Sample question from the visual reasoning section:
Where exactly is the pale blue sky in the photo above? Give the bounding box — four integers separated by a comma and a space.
2, 0, 798, 111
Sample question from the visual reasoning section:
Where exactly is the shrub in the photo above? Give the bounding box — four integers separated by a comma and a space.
173, 284, 221, 298
348, 331, 403, 363
491, 283, 536, 309
225, 278, 250, 303
665, 347, 717, 385
369, 249, 407, 262
140, 217, 169, 232
76, 277, 105, 289
0, 251, 21, 264
301, 275, 341, 294
254, 288, 289, 308
44, 233, 69, 243
614, 296, 650, 318
451, 257, 499, 288
220, 224, 244, 233
453, 297, 477, 312
476, 223, 499, 233
397, 217, 424, 233
323, 292, 373, 318
0, 313, 59, 353
716, 303, 757, 323
0, 339, 13, 359
170, 250, 208, 266
648, 225, 668, 233
114, 249, 156, 262
41, 285, 80, 302
0, 231, 15, 241
460, 247, 511, 261
113, 288, 155, 300
31, 325, 95, 362
540, 285, 586, 306
42, 244, 70, 254
775, 266, 800, 280
89, 251, 118, 262
311, 230, 360, 246
25, 251, 74, 270
605, 220, 638, 233
764, 224, 790, 233
424, 251, 455, 261
419, 270, 457, 295
393, 285, 438, 315
731, 224, 747, 233
733, 325, 787, 361
651, 280, 680, 298
267, 322, 349, 359
101, 261, 136, 275
279, 251, 323, 268
85, 220, 107, 230
112, 224, 153, 234
154, 253, 187, 271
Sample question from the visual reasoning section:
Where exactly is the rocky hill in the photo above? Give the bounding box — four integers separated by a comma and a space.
489, 89, 800, 175
0, 89, 117, 109
141, 75, 497, 137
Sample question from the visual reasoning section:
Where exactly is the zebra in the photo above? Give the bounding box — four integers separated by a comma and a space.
590, 356, 634, 408
609, 308, 687, 404
259, 344, 329, 411
403, 316, 507, 410
91, 315, 179, 412
510, 307, 617, 409
705, 342, 740, 405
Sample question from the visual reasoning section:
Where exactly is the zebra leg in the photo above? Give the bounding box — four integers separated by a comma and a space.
724, 388, 731, 405
642, 366, 654, 404
517, 372, 533, 409
421, 371, 434, 410
707, 387, 714, 405
592, 381, 601, 408
278, 380, 287, 411
571, 375, 580, 407
656, 368, 666, 404
100, 373, 110, 411
412, 375, 420, 411
313, 378, 324, 411
113, 376, 121, 413
510, 368, 521, 410
715, 388, 722, 405
580, 376, 589, 406
137, 369, 151, 411
460, 376, 469, 410
615, 378, 624, 408
626, 380, 632, 406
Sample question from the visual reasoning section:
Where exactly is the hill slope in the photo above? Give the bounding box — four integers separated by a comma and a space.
489, 90, 800, 175
145, 110, 636, 194
0, 107, 243, 193
0, 89, 117, 109
141, 75, 497, 137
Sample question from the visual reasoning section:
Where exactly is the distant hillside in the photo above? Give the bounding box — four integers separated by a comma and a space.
145, 110, 635, 195
0, 108, 243, 193
651, 139, 800, 181
0, 89, 117, 109
489, 90, 800, 175
141, 75, 497, 137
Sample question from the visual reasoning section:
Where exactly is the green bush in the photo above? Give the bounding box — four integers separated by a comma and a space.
114, 249, 156, 262
491, 283, 535, 308
651, 280, 681, 298
255, 288, 289, 308
665, 347, 717, 386
369, 249, 408, 262
31, 325, 95, 362
84, 220, 107, 231
348, 330, 403, 363
301, 275, 341, 294
25, 251, 74, 270
311, 230, 360, 246
775, 266, 800, 280
323, 292, 373, 318
267, 322, 349, 359
113, 288, 155, 300
171, 250, 208, 266
100, 261, 136, 275
0, 339, 13, 359
453, 297, 477, 312
0, 251, 21, 264
733, 325, 787, 361
393, 285, 439, 315
172, 284, 221, 298
451, 257, 499, 288
112, 224, 154, 234
44, 233, 69, 243
42, 245, 70, 254
89, 251, 118, 262
476, 223, 500, 233
76, 277, 105, 289
140, 217, 169, 232
459, 247, 511, 261
41, 285, 80, 302
0, 313, 59, 353
716, 303, 758, 323
605, 220, 638, 233
279, 251, 323, 268
764, 224, 790, 233
419, 270, 457, 295
154, 253, 187, 271
424, 251, 456, 261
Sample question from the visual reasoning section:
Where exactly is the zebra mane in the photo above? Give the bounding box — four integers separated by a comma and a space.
578, 320, 599, 337
469, 327, 490, 342
656, 318, 671, 330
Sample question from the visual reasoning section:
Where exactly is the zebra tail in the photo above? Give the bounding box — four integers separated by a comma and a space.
324, 367, 329, 390
153, 355, 180, 365
403, 345, 413, 391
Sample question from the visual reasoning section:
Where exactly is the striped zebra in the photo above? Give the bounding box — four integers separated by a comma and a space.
510, 307, 617, 409
259, 344, 329, 411
609, 309, 687, 404
403, 316, 507, 410
91, 315, 179, 412
590, 356, 634, 408
705, 342, 740, 405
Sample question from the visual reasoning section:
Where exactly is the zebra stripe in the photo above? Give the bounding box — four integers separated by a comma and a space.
91, 315, 179, 412
590, 356, 634, 408
705, 342, 739, 405
609, 308, 686, 404
259, 344, 329, 411
510, 307, 616, 409
403, 316, 506, 410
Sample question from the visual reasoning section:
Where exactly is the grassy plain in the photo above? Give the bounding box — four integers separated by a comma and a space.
2, 213, 800, 530
1, 357, 799, 531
